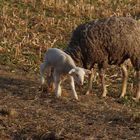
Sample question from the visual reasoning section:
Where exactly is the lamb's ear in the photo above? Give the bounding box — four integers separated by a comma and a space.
69, 69, 76, 75
84, 69, 92, 75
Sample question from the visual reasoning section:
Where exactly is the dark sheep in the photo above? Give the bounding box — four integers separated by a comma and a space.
65, 16, 140, 100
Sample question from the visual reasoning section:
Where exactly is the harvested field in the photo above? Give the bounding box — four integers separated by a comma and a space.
0, 65, 139, 139
0, 0, 140, 139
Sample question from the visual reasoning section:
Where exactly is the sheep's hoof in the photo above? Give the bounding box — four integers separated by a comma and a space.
119, 92, 126, 98
119, 95, 125, 98
102, 95, 106, 98
39, 85, 48, 92
132, 97, 139, 102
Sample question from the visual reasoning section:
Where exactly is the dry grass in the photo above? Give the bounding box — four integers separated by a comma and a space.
0, 0, 140, 72
0, 1, 140, 139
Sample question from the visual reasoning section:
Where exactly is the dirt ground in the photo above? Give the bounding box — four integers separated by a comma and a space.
0, 64, 140, 140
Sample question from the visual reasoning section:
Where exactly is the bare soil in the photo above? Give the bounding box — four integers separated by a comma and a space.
0, 65, 140, 140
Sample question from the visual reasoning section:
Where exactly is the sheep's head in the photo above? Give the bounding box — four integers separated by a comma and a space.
69, 67, 91, 85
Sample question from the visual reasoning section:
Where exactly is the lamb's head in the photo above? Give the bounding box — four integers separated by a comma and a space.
69, 67, 91, 85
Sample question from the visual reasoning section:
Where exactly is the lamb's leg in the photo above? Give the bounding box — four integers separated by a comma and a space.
86, 68, 95, 95
40, 63, 48, 85
47, 68, 55, 92
70, 76, 78, 100
99, 68, 107, 97
135, 70, 140, 100
54, 73, 62, 98
120, 65, 128, 98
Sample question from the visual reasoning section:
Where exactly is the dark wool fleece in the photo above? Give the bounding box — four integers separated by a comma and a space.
65, 16, 140, 71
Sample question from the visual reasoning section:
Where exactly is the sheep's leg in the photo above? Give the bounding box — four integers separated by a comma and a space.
120, 65, 128, 98
86, 68, 95, 95
54, 73, 62, 98
135, 70, 140, 100
70, 76, 78, 100
99, 68, 107, 97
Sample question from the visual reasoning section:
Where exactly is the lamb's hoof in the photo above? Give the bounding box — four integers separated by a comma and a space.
56, 95, 61, 98
102, 92, 107, 98
86, 90, 92, 95
75, 97, 79, 100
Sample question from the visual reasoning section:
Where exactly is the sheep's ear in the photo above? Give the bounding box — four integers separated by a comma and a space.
69, 69, 76, 75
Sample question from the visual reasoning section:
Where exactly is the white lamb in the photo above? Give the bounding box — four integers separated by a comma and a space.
40, 48, 91, 100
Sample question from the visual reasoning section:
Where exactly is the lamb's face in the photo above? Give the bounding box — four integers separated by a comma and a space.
73, 67, 86, 85
69, 67, 91, 85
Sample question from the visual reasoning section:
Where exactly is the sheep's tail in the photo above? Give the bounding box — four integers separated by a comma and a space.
40, 63, 47, 85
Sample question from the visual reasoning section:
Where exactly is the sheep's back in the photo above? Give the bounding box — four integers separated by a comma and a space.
67, 17, 140, 69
